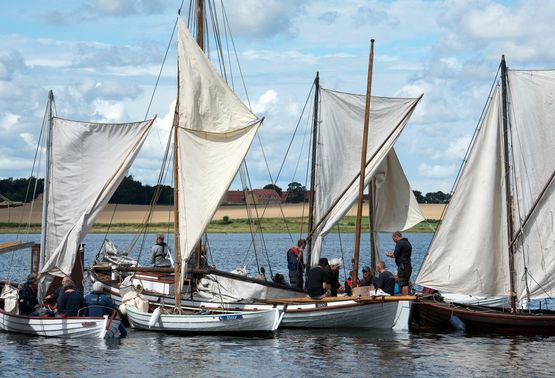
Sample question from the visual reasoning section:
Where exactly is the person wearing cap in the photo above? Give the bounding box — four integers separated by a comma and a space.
360, 266, 374, 287
306, 258, 331, 299
328, 258, 344, 296
18, 273, 39, 315
286, 239, 306, 289
85, 281, 127, 337
151, 233, 172, 267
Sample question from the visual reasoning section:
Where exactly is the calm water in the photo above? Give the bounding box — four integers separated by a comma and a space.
1, 232, 554, 377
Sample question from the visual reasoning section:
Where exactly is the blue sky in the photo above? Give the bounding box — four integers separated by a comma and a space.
1, 0, 554, 193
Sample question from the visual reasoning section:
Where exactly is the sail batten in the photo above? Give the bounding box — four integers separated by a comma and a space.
311, 88, 423, 266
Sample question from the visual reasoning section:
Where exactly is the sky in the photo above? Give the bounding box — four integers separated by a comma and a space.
1, 0, 555, 194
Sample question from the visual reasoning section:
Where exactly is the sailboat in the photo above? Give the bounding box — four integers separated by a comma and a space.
251, 40, 424, 329
0, 91, 155, 338
411, 56, 555, 334
122, 15, 282, 333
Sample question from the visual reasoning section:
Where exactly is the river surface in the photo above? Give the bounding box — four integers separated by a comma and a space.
1, 232, 554, 377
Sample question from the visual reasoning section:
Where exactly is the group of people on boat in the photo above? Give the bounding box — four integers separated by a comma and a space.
18, 273, 127, 336
284, 231, 412, 299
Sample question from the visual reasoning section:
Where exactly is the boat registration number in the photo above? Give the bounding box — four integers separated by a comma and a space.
81, 322, 97, 328
218, 314, 243, 321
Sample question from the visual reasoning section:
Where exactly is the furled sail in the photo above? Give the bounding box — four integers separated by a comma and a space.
39, 117, 154, 298
508, 70, 555, 301
416, 87, 512, 297
311, 88, 423, 266
176, 18, 262, 276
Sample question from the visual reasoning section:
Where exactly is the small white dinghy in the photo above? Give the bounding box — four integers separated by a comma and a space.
0, 308, 121, 339
125, 304, 282, 333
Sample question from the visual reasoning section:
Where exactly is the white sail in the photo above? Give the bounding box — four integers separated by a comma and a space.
373, 149, 425, 232
39, 117, 154, 298
508, 70, 555, 301
416, 87, 511, 297
176, 18, 261, 275
311, 88, 423, 266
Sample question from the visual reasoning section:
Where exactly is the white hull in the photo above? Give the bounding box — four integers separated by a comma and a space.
126, 305, 282, 333
278, 300, 399, 328
0, 309, 121, 338
93, 273, 406, 329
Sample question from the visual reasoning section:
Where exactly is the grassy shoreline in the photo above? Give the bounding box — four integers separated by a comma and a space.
0, 217, 438, 234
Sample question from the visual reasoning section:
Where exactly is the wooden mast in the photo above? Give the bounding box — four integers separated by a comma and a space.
500, 55, 517, 311
39, 90, 54, 270
193, 0, 205, 270
352, 39, 375, 286
306, 72, 320, 277
172, 97, 181, 309
368, 178, 378, 272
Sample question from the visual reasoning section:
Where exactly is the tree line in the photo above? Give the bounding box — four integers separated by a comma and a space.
0, 177, 451, 205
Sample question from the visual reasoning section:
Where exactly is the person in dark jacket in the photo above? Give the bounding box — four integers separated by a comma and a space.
57, 278, 85, 317
328, 258, 344, 296
84, 282, 127, 337
18, 273, 39, 315
306, 258, 331, 299
360, 266, 373, 287
286, 239, 306, 289
386, 231, 412, 295
372, 261, 396, 295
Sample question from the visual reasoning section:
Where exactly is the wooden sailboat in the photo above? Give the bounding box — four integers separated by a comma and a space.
411, 56, 555, 334
0, 91, 155, 338
92, 0, 304, 302
123, 11, 282, 333
253, 40, 424, 329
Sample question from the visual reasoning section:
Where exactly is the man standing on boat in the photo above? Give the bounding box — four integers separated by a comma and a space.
151, 233, 172, 268
386, 231, 412, 295
286, 239, 306, 288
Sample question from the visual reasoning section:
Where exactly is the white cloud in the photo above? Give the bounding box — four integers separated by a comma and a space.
19, 132, 36, 148
445, 135, 471, 160
251, 90, 278, 114
0, 112, 21, 131
92, 99, 127, 122
418, 163, 457, 178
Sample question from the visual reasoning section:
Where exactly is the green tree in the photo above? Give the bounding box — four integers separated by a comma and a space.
285, 182, 306, 203
412, 190, 425, 203
424, 191, 451, 204
263, 183, 282, 196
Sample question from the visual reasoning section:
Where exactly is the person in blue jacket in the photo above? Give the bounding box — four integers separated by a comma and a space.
84, 281, 127, 337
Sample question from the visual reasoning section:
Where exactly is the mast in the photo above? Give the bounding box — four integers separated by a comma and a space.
196, 0, 204, 50
306, 72, 320, 277
193, 0, 205, 270
39, 90, 54, 269
172, 95, 181, 309
352, 39, 375, 286
500, 55, 517, 311
368, 178, 378, 272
